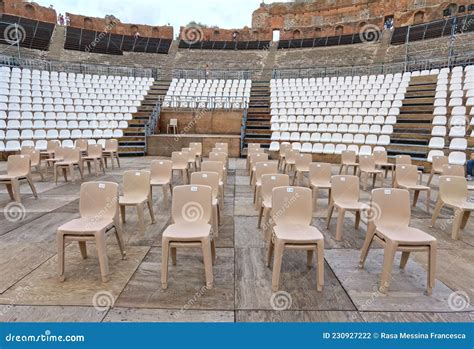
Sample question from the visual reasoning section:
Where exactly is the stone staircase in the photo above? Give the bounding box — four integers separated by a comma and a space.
243, 80, 271, 151
118, 79, 170, 156
388, 75, 437, 166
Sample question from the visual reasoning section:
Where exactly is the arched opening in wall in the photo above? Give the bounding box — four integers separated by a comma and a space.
314, 28, 321, 38
232, 31, 239, 41
444, 3, 458, 16
252, 30, 259, 40
152, 27, 160, 37
24, 4, 35, 16
130, 25, 139, 36
0, 1, 5, 13
272, 29, 280, 42
335, 25, 343, 36
359, 22, 367, 29
83, 18, 93, 30
413, 11, 425, 25
292, 29, 302, 39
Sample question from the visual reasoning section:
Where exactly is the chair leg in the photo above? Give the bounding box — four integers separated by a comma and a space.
26, 175, 38, 198
427, 171, 434, 186
451, 208, 464, 240
113, 222, 127, 259
78, 241, 88, 259
171, 247, 177, 265
161, 238, 170, 289
147, 198, 156, 224
359, 224, 376, 268
354, 210, 360, 230
460, 211, 471, 230
11, 179, 21, 202
426, 190, 431, 212
379, 241, 397, 293
202, 237, 214, 289
372, 172, 377, 188
263, 208, 271, 241
120, 205, 126, 224
257, 206, 264, 228
326, 203, 335, 228
212, 204, 219, 237
306, 250, 313, 268
137, 203, 146, 232
335, 208, 345, 241
68, 164, 75, 183
316, 241, 324, 291
57, 233, 66, 281
95, 232, 109, 283
266, 236, 274, 267
413, 190, 420, 207
427, 241, 437, 296
430, 199, 444, 227
271, 240, 285, 292
400, 251, 410, 269
5, 183, 15, 201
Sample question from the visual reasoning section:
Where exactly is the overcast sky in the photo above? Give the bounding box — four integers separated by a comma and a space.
38, 0, 291, 35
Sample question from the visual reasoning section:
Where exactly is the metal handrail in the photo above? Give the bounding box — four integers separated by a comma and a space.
240, 108, 248, 154
0, 54, 158, 78
144, 100, 161, 152
172, 69, 252, 80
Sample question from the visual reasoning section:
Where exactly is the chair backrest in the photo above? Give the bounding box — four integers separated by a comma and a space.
169, 118, 178, 126
279, 143, 291, 157
7, 154, 31, 176
172, 185, 212, 225
261, 174, 289, 204
189, 142, 202, 155
395, 154, 412, 165
371, 188, 411, 229
249, 152, 269, 168
309, 162, 332, 183
441, 164, 465, 177
248, 147, 264, 156
151, 159, 172, 181
285, 148, 299, 162
271, 186, 313, 226
105, 139, 118, 152
171, 151, 189, 167
331, 175, 360, 204
373, 150, 388, 165
46, 140, 61, 152
295, 153, 312, 167
190, 171, 219, 200
209, 151, 227, 164
75, 139, 88, 152
21, 147, 40, 166
255, 161, 279, 182
215, 142, 228, 151
201, 161, 224, 181
439, 176, 468, 206
248, 143, 261, 150
395, 164, 418, 186
63, 147, 81, 162
359, 155, 376, 171
80, 182, 118, 221
341, 150, 357, 164
184, 147, 197, 160
432, 155, 449, 171
87, 144, 103, 158
123, 170, 151, 198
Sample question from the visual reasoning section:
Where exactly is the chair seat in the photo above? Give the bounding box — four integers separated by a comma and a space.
296, 166, 309, 172
163, 222, 211, 240
343, 162, 359, 167
376, 162, 394, 168
377, 225, 436, 244
311, 181, 331, 188
274, 224, 324, 243
83, 156, 102, 161
151, 179, 170, 185
398, 183, 430, 191
361, 169, 383, 174
58, 218, 113, 235
119, 195, 148, 205
0, 174, 19, 181
445, 200, 474, 210
335, 200, 368, 211
56, 161, 78, 166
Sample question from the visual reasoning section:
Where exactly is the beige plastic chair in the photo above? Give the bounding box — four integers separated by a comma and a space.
189, 142, 202, 169
394, 155, 422, 185
103, 139, 120, 169
249, 152, 269, 183
57, 182, 126, 282
395, 164, 431, 212
358, 155, 384, 190
75, 139, 89, 155
246, 146, 264, 170
119, 170, 156, 232
309, 162, 332, 211
283, 148, 299, 174
441, 164, 464, 176
278, 143, 291, 170
209, 151, 228, 183
167, 118, 178, 134
161, 185, 215, 289
327, 175, 367, 241
41, 140, 61, 159
215, 142, 228, 152
21, 147, 44, 181
373, 150, 395, 179
257, 174, 289, 240
171, 151, 190, 184
0, 155, 38, 202
182, 147, 198, 172
191, 171, 220, 236
427, 155, 448, 186
45, 146, 66, 173
267, 186, 325, 292
150, 159, 173, 205
253, 161, 279, 208
82, 144, 106, 177
293, 153, 312, 186
54, 148, 84, 184
431, 176, 474, 240
339, 150, 359, 175
201, 161, 225, 206
359, 188, 437, 295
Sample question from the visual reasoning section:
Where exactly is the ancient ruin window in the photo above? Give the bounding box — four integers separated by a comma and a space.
335, 25, 343, 36
292, 29, 302, 39
83, 17, 93, 30
24, 4, 35, 16
359, 22, 367, 29
445, 3, 458, 16
152, 27, 160, 37
272, 30, 280, 42
0, 1, 5, 13
413, 11, 425, 24
130, 25, 139, 36
314, 28, 321, 38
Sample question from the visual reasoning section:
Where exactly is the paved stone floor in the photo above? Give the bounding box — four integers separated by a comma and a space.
0, 157, 472, 322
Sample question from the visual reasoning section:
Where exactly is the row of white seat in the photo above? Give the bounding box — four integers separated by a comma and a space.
271, 124, 394, 133
271, 73, 411, 85
0, 129, 124, 141
0, 87, 147, 96
271, 132, 390, 145
0, 111, 132, 121
271, 102, 398, 110
427, 149, 468, 165
1, 120, 128, 129
0, 104, 138, 113
432, 125, 473, 137
0, 78, 152, 87
428, 137, 468, 150
0, 138, 118, 152
1, 67, 153, 80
